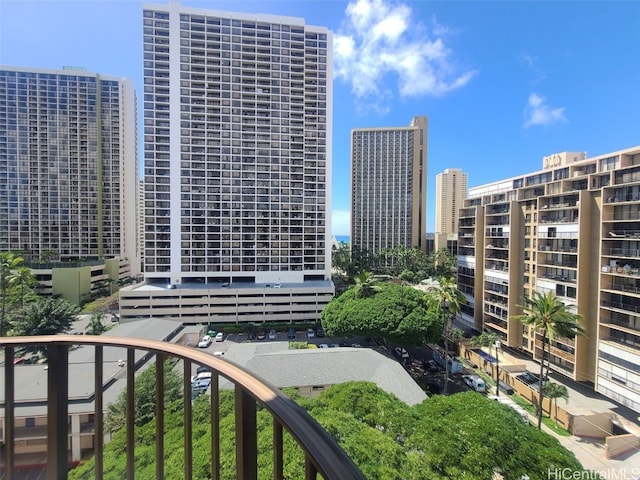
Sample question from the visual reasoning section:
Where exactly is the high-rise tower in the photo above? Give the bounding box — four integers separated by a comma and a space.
351, 116, 428, 256
0, 66, 138, 270
120, 3, 333, 323
435, 168, 468, 235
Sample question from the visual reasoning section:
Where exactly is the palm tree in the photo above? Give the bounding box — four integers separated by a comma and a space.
0, 252, 24, 336
514, 291, 585, 429
471, 331, 501, 396
543, 381, 569, 427
353, 271, 380, 298
13, 266, 36, 308
425, 277, 465, 394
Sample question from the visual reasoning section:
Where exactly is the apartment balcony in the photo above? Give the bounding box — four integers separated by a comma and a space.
0, 336, 365, 480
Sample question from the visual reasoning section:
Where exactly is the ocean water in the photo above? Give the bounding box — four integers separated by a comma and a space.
335, 235, 350, 244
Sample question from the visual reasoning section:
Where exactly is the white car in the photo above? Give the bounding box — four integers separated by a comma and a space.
191, 371, 212, 383
394, 347, 409, 359
306, 328, 315, 339
213, 351, 225, 357
215, 332, 224, 342
198, 335, 212, 348
268, 329, 277, 340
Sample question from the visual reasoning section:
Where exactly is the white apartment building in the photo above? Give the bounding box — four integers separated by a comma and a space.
120, 3, 333, 323
351, 116, 428, 256
457, 146, 640, 413
0, 66, 139, 302
435, 168, 467, 235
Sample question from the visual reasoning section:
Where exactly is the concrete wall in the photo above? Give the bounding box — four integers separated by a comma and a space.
605, 433, 640, 459
573, 413, 613, 438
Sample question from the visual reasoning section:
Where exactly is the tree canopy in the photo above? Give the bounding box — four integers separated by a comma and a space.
320, 282, 443, 346
70, 381, 588, 480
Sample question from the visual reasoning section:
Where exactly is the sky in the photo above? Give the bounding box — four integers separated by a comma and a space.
1, 0, 639, 236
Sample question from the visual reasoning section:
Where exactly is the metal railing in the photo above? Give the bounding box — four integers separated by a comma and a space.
0, 335, 365, 480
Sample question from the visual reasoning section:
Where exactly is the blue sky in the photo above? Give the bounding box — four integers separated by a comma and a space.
1, 0, 639, 236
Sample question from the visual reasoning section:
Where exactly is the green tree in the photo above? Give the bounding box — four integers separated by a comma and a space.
105, 360, 183, 432
513, 291, 585, 429
70, 381, 589, 480
470, 331, 501, 396
10, 298, 80, 355
0, 252, 24, 336
543, 381, 569, 427
86, 312, 108, 335
12, 266, 36, 308
332, 241, 353, 277
321, 282, 443, 346
424, 277, 465, 394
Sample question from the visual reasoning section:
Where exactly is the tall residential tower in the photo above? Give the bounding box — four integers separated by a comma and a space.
120, 3, 333, 323
457, 146, 640, 413
351, 116, 428, 256
0, 66, 139, 302
435, 168, 467, 235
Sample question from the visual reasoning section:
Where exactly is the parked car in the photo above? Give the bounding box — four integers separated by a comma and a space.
287, 328, 296, 339
268, 329, 277, 340
256, 330, 266, 340
191, 371, 212, 383
192, 378, 211, 391
316, 327, 325, 338
215, 332, 224, 342
394, 347, 409, 359
306, 328, 315, 339
196, 365, 210, 375
198, 335, 212, 348
462, 374, 486, 393
212, 351, 225, 357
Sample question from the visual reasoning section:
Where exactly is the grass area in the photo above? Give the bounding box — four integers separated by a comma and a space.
475, 370, 572, 437
508, 392, 572, 436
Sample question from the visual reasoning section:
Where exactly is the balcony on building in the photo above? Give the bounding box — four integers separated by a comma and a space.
0, 335, 365, 480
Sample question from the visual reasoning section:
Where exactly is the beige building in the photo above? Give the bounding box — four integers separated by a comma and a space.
457, 146, 640, 413
121, 4, 333, 323
435, 168, 468, 234
351, 116, 428, 255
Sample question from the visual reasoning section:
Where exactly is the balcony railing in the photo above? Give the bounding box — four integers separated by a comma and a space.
1, 335, 365, 480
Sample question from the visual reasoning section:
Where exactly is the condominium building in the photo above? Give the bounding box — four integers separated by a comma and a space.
0, 66, 139, 302
457, 146, 640, 413
351, 116, 428, 256
435, 168, 467, 235
120, 3, 333, 323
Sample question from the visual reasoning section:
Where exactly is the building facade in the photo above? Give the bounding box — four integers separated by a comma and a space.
435, 168, 467, 235
0, 66, 140, 301
121, 3, 334, 323
457, 146, 640, 413
351, 116, 428, 256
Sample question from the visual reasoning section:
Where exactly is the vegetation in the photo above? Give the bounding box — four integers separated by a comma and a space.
470, 331, 500, 395
85, 312, 109, 335
105, 361, 183, 432
0, 252, 26, 336
424, 277, 465, 394
543, 382, 570, 427
70, 381, 588, 480
9, 297, 80, 356
514, 291, 585, 429
321, 282, 443, 346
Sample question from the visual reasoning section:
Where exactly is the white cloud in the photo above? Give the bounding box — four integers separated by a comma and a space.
331, 210, 351, 236
334, 0, 476, 108
523, 93, 567, 128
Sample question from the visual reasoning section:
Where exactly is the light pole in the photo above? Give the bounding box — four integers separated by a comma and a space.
494, 340, 501, 397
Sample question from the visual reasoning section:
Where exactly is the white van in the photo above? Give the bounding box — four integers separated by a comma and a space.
462, 374, 486, 393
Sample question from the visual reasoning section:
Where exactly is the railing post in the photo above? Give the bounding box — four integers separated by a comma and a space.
3, 346, 15, 480
235, 387, 257, 480
273, 419, 283, 480
47, 343, 69, 480
94, 345, 104, 479
155, 354, 165, 480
